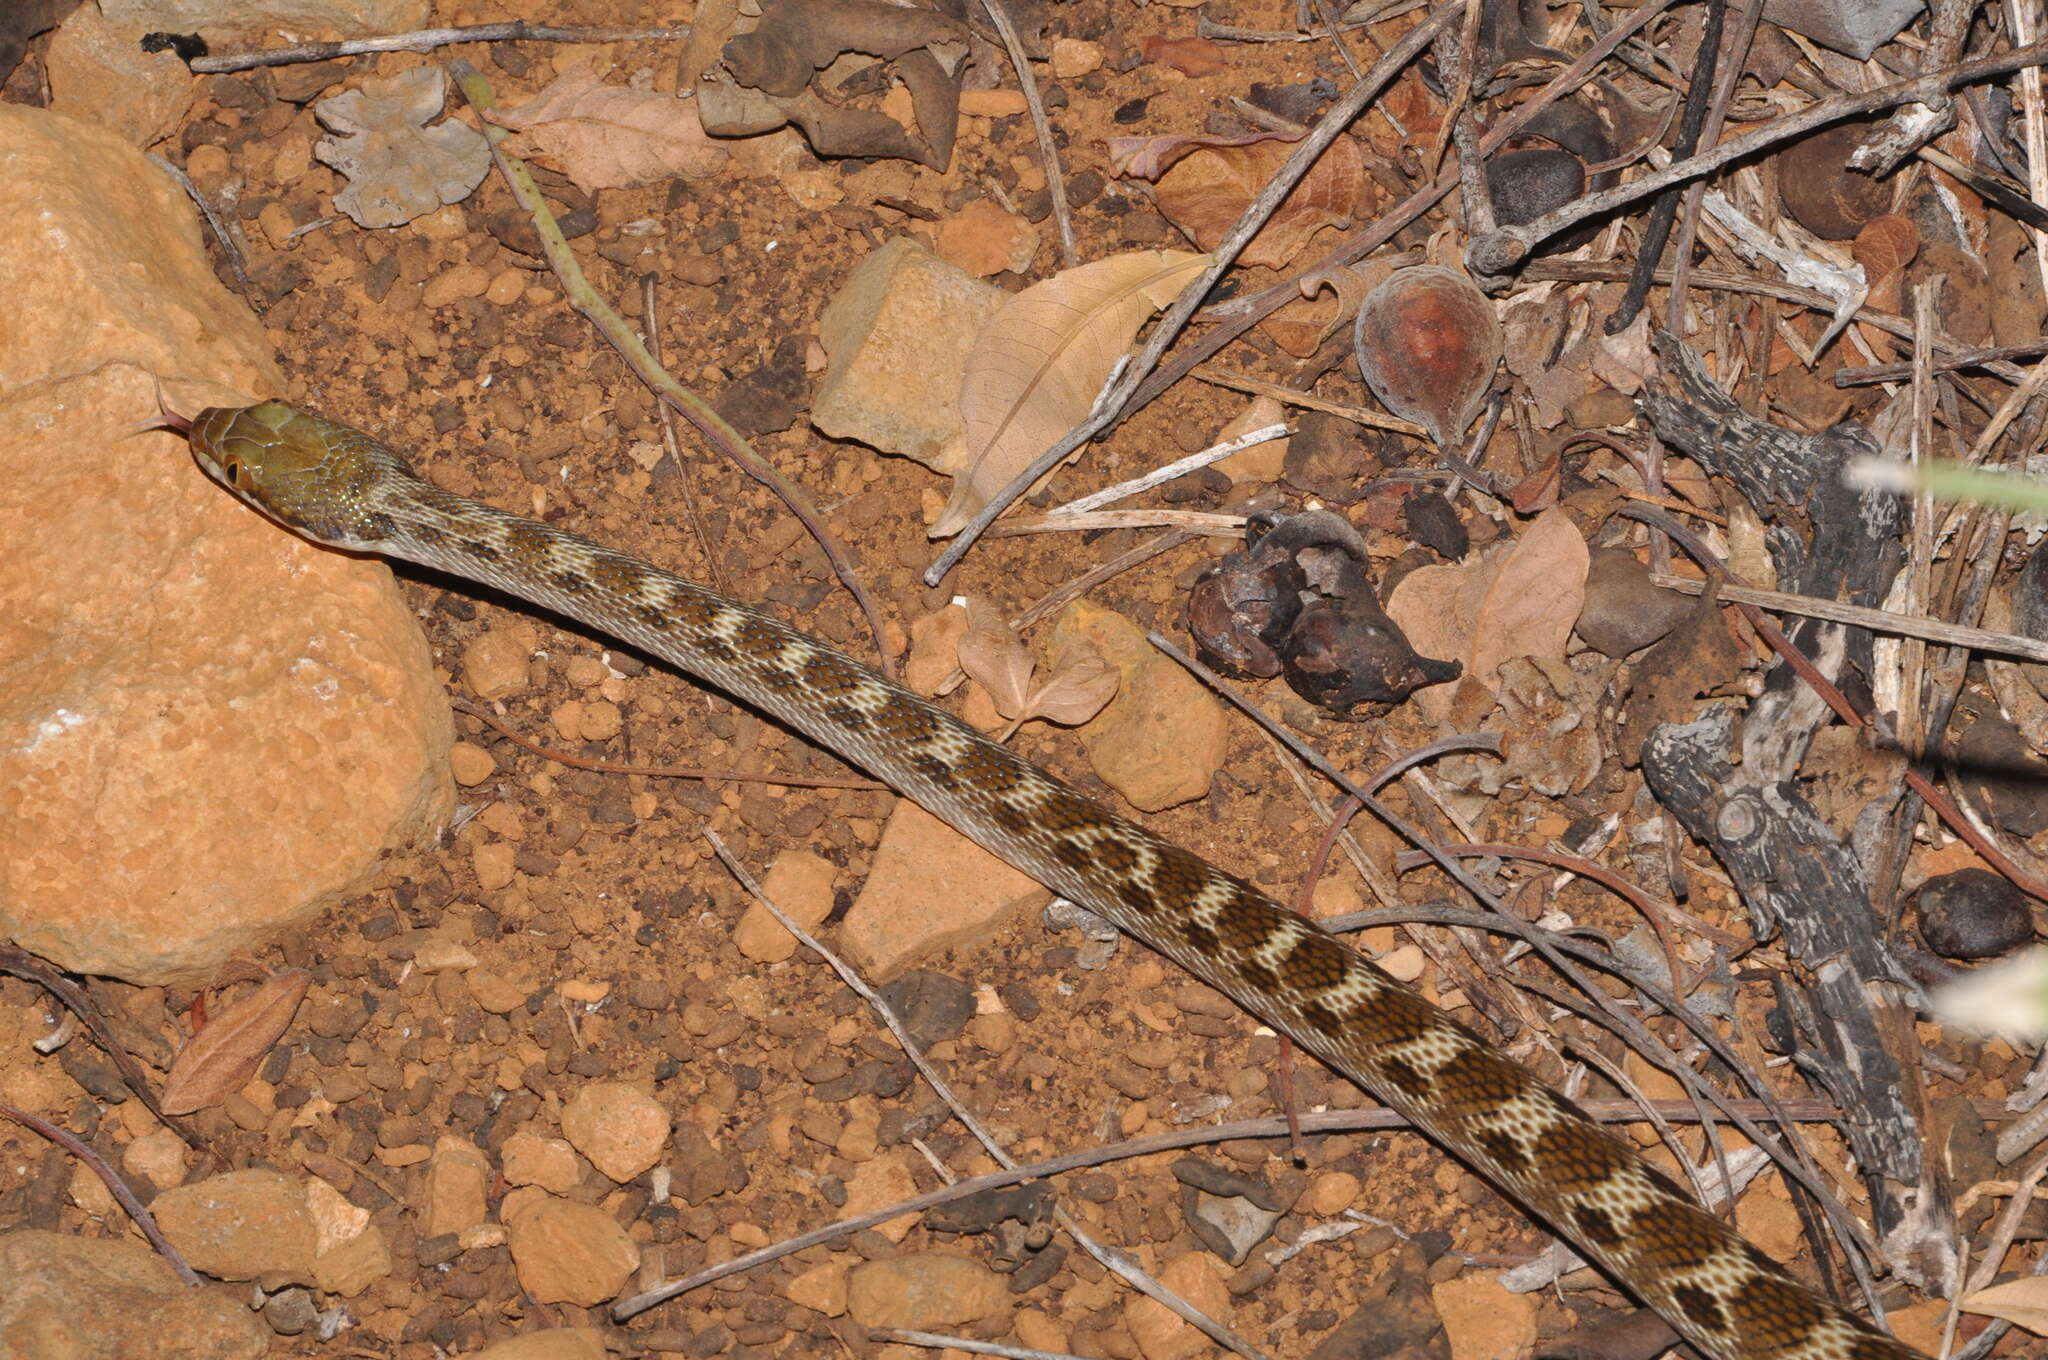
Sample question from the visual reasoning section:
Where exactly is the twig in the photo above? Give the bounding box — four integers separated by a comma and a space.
451, 696, 885, 789
988, 509, 1245, 537
923, 0, 1467, 585
148, 154, 252, 299
870, 1334, 1080, 1360
1047, 424, 1289, 515
1644, 573, 2048, 663
448, 62, 898, 675
0, 1103, 201, 1285
1192, 368, 1427, 435
638, 272, 727, 595
978, 0, 1075, 269
1469, 37, 2048, 273
178, 21, 692, 72
1661, 0, 1764, 336
1834, 337, 2048, 385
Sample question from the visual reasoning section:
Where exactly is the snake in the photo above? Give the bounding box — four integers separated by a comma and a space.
182, 399, 1926, 1360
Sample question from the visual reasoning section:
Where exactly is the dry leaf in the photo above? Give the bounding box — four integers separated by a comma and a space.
956, 598, 1035, 718
313, 67, 491, 229
1153, 135, 1371, 269
1852, 213, 1919, 314
495, 57, 728, 192
1962, 1275, 2048, 1335
1028, 640, 1118, 726
1106, 130, 1279, 181
1470, 508, 1590, 687
1354, 266, 1503, 450
933, 249, 1212, 538
160, 969, 311, 1116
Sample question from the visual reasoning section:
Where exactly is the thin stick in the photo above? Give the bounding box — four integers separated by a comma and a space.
1470, 37, 2048, 273
182, 21, 692, 72
989, 509, 1246, 537
979, 0, 1075, 269
1835, 337, 2048, 385
448, 62, 898, 676
924, 0, 1467, 585
1047, 423, 1288, 515
1192, 368, 1427, 435
1646, 573, 2048, 664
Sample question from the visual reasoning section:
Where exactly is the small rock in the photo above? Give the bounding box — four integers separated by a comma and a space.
840, 800, 1051, 981
1126, 1251, 1231, 1360
1186, 1189, 1285, 1266
1916, 869, 2035, 960
958, 89, 1028, 117
812, 236, 1005, 472
467, 967, 527, 1013
415, 937, 478, 971
1431, 1273, 1538, 1360
561, 1081, 671, 1183
1574, 548, 1691, 657
122, 1126, 190, 1190
504, 1131, 585, 1193
936, 199, 1039, 278
423, 262, 492, 307
785, 1257, 851, 1316
1308, 1171, 1360, 1216
846, 1250, 1012, 1329
422, 1136, 490, 1238
842, 1151, 922, 1242
314, 1221, 391, 1296
1050, 599, 1228, 811
449, 741, 496, 785
46, 5, 193, 147
471, 1328, 610, 1360
905, 603, 970, 695
462, 621, 537, 700
735, 849, 839, 963
506, 1195, 641, 1307
153, 1169, 319, 1288
0, 1229, 268, 1360
473, 841, 517, 892
1051, 37, 1104, 78
670, 1124, 751, 1204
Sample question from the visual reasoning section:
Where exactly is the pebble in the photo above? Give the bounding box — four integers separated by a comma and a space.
153, 1169, 318, 1286
1378, 944, 1427, 982
1308, 1170, 1360, 1216
449, 742, 496, 786
846, 1251, 1011, 1328
1051, 37, 1104, 78
462, 623, 536, 700
257, 201, 297, 249
503, 1132, 584, 1193
121, 1127, 189, 1190
422, 1136, 490, 1238
505, 1196, 640, 1307
467, 968, 528, 1014
1917, 868, 2034, 959
471, 1328, 609, 1360
485, 267, 528, 306
415, 938, 478, 972
957, 89, 1029, 117
423, 262, 492, 308
561, 1081, 671, 1183
472, 841, 516, 892
1126, 1251, 1230, 1360
785, 1257, 850, 1316
1431, 1273, 1539, 1360
735, 849, 840, 963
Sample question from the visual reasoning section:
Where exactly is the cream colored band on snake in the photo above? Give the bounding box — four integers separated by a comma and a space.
184, 400, 1926, 1360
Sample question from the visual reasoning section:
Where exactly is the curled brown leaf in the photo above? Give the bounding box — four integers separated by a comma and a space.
160, 969, 311, 1116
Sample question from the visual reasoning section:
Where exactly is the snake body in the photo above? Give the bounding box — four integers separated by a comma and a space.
186, 401, 1924, 1360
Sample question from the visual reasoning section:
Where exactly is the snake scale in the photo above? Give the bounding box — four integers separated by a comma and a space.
184, 400, 1926, 1360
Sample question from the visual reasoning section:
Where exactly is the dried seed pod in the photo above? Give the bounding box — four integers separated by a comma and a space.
1353, 265, 1503, 452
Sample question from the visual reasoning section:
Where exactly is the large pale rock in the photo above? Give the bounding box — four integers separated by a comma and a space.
1048, 599, 1227, 811
840, 800, 1050, 981
471, 1330, 609, 1360
46, 5, 194, 147
152, 1168, 320, 1288
845, 1250, 1010, 1329
0, 1229, 269, 1360
0, 106, 452, 984
505, 1195, 640, 1306
811, 236, 1004, 472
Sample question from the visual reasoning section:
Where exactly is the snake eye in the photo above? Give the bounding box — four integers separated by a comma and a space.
222, 458, 246, 487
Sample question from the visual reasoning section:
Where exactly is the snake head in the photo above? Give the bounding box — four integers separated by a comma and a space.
187, 401, 412, 550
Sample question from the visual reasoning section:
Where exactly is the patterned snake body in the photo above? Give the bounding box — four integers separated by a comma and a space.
186, 401, 1924, 1360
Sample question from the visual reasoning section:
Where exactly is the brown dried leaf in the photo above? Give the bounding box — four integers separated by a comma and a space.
496, 56, 729, 192
314, 67, 490, 229
1470, 508, 1589, 687
1354, 266, 1502, 450
1106, 130, 1281, 182
1025, 640, 1118, 726
956, 598, 1035, 719
1962, 1276, 2048, 1335
1852, 213, 1919, 313
160, 970, 311, 1116
1151, 135, 1372, 270
934, 249, 1212, 538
